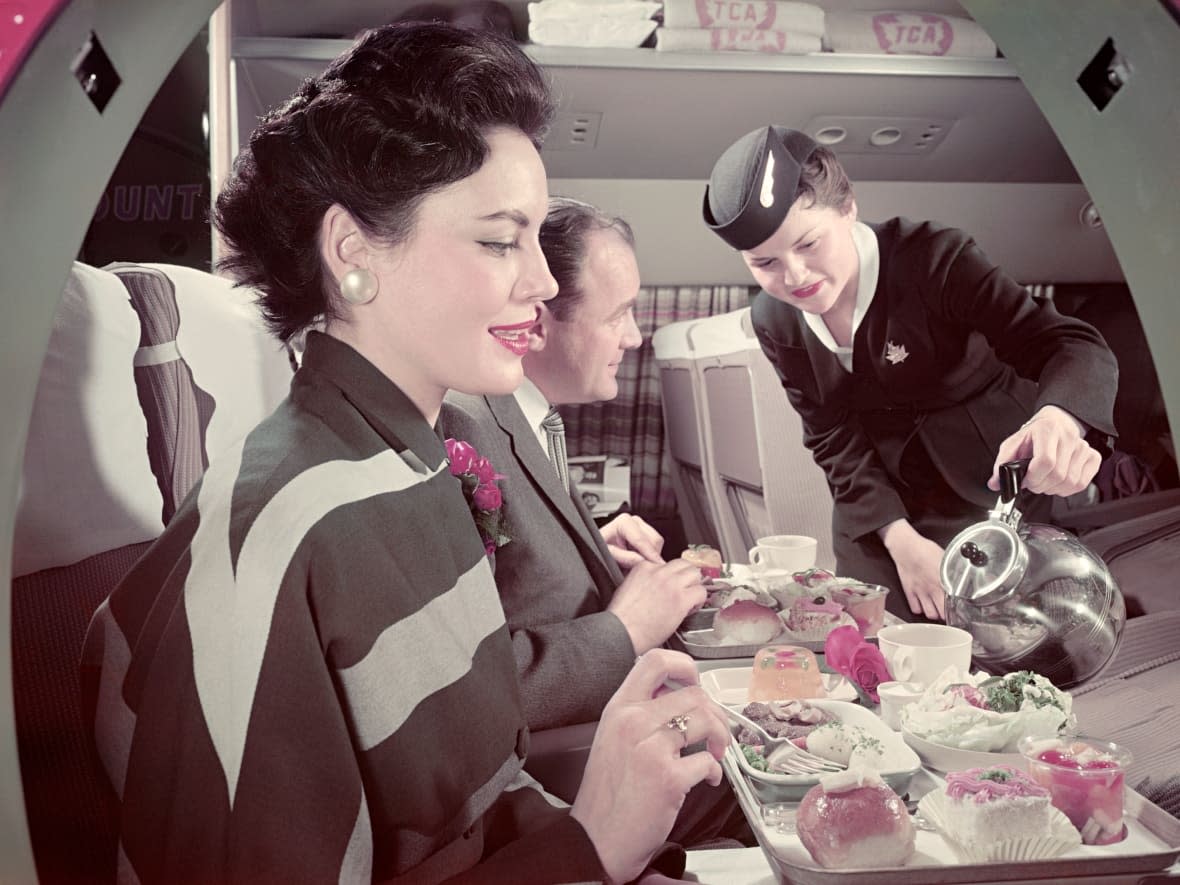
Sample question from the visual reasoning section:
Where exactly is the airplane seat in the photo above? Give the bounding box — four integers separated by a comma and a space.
652, 319, 723, 551
11, 261, 291, 883
691, 309, 764, 561
692, 308, 836, 569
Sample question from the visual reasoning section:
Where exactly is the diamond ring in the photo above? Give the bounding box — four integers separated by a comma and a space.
666, 714, 691, 734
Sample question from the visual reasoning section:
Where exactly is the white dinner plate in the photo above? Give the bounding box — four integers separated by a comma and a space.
901, 728, 1025, 773
698, 665, 857, 705
726, 699, 922, 802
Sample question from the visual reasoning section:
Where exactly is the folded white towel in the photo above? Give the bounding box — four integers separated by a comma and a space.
528, 0, 661, 23
662, 0, 824, 35
529, 17, 659, 47
825, 11, 996, 58
656, 26, 821, 53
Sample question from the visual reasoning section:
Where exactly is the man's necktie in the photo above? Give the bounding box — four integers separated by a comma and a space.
541, 406, 570, 492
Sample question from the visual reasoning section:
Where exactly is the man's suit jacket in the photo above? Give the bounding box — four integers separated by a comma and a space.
440, 392, 635, 730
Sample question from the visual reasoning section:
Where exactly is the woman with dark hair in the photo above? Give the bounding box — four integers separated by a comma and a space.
702, 126, 1118, 622
83, 23, 726, 884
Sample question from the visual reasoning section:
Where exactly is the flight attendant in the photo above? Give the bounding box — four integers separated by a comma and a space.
702, 126, 1117, 621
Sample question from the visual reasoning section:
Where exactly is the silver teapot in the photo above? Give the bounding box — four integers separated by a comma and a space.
940, 459, 1126, 688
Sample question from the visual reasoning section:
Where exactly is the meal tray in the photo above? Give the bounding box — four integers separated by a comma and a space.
722, 749, 1180, 884
673, 611, 903, 658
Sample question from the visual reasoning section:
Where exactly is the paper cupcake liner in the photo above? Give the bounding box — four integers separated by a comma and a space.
917, 792, 1081, 863
779, 622, 838, 643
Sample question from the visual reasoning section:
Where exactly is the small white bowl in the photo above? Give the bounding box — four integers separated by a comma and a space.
876, 680, 924, 731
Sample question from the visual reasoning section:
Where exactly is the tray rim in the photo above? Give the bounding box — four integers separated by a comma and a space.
722, 748, 1180, 884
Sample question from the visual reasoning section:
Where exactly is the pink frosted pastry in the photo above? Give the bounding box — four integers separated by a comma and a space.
783, 595, 855, 640
942, 765, 1052, 853
748, 644, 824, 701
796, 769, 915, 869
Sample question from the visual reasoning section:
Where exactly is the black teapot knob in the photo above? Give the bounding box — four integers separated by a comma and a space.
960, 541, 989, 568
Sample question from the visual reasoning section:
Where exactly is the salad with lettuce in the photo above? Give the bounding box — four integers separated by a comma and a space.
900, 668, 1074, 752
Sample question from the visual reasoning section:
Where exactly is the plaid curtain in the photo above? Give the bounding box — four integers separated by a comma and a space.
564, 284, 755, 518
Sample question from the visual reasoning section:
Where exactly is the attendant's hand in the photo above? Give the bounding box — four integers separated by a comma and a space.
988, 405, 1100, 497
608, 559, 707, 654
879, 519, 946, 620
600, 513, 665, 570
572, 650, 728, 885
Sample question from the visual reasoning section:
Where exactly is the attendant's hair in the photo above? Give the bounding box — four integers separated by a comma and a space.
796, 145, 854, 214
539, 197, 635, 322
214, 22, 554, 343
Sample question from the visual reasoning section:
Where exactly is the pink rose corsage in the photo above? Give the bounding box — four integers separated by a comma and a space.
824, 625, 892, 704
445, 438, 510, 557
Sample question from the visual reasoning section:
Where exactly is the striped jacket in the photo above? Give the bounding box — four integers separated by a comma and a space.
82, 332, 605, 884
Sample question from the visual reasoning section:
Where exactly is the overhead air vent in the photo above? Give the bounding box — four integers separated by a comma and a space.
802, 115, 956, 155
546, 111, 602, 152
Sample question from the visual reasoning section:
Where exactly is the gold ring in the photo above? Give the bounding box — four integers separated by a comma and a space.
666, 714, 690, 734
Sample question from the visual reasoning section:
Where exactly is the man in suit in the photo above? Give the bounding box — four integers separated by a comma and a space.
441, 198, 707, 732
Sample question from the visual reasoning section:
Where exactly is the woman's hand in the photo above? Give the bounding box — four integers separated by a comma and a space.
988, 405, 1101, 497
600, 513, 665, 570
571, 650, 729, 884
879, 519, 946, 620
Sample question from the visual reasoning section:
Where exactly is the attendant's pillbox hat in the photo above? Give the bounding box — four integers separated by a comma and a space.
703, 126, 819, 251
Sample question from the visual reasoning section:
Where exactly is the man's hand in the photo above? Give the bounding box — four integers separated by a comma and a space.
879, 519, 946, 620
988, 405, 1100, 497
600, 513, 665, 570
608, 559, 707, 654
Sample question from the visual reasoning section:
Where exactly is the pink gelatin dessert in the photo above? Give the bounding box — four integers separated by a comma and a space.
827, 582, 889, 637
1020, 736, 1131, 845
796, 769, 915, 869
942, 765, 1052, 854
749, 645, 825, 701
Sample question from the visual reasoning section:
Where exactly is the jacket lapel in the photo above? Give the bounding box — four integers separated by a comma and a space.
485, 396, 622, 597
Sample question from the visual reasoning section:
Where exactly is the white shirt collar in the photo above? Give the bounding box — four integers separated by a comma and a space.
513, 376, 553, 454
802, 221, 880, 372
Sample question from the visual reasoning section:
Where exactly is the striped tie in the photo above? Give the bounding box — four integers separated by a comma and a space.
541, 406, 570, 492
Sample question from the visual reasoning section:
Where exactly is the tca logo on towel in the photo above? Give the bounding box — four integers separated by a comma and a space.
695, 0, 780, 30
871, 13, 955, 56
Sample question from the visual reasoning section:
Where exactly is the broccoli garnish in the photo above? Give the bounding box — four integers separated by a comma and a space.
979, 671, 1063, 713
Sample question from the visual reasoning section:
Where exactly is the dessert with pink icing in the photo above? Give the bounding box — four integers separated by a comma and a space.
713, 599, 784, 645
941, 765, 1052, 853
796, 768, 915, 869
782, 594, 856, 641
1020, 735, 1132, 845
749, 645, 825, 701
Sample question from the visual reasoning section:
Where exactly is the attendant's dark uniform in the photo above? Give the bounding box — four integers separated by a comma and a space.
704, 127, 1118, 620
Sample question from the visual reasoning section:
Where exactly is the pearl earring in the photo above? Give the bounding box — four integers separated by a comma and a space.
340, 268, 378, 305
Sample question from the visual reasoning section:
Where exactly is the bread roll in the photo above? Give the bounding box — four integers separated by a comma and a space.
713, 600, 782, 645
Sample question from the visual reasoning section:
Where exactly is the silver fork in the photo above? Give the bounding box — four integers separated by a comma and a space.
722, 705, 846, 774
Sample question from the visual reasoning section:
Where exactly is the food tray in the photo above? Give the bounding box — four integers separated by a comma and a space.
722, 750, 1180, 884
673, 610, 904, 658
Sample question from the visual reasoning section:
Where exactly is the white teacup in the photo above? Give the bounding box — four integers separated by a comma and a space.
876, 623, 973, 687
747, 534, 817, 573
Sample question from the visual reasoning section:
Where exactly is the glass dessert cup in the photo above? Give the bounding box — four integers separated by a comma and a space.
1019, 734, 1132, 845
828, 582, 889, 637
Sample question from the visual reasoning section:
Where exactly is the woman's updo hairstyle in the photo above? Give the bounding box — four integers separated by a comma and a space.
214, 22, 555, 343
796, 145, 854, 214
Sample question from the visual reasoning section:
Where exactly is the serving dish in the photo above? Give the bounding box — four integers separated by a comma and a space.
700, 665, 856, 705
900, 729, 1025, 773
674, 610, 904, 658
722, 749, 1180, 883
729, 699, 922, 803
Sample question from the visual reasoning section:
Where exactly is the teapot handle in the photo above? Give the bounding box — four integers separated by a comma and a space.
999, 458, 1031, 503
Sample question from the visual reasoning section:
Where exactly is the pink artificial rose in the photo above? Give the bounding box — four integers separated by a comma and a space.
446, 439, 479, 476
472, 484, 502, 511
823, 625, 863, 675
847, 643, 892, 704
471, 456, 501, 485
